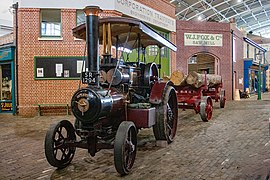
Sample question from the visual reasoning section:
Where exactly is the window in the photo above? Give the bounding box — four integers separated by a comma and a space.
161, 47, 167, 57
149, 45, 158, 56
160, 32, 168, 57
40, 9, 61, 37
188, 55, 197, 64
233, 37, 236, 62
148, 31, 169, 57
148, 46, 168, 57
77, 10, 85, 26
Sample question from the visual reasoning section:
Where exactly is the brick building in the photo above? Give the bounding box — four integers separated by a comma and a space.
176, 20, 245, 100
12, 0, 176, 116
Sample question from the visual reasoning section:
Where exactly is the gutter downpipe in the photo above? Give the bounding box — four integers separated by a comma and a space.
13, 2, 19, 114
231, 30, 234, 100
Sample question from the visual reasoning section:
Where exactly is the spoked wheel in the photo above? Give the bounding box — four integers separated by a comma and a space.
200, 96, 213, 122
114, 121, 137, 175
45, 120, 76, 169
153, 86, 178, 144
220, 89, 226, 108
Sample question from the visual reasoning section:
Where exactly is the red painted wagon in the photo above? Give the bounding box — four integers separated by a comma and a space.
174, 83, 213, 122
172, 72, 225, 121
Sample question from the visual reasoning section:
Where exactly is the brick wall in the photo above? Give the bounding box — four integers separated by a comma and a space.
176, 20, 244, 100
16, 1, 176, 116
17, 8, 81, 116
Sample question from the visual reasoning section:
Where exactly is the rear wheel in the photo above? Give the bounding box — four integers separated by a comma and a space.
45, 120, 76, 169
200, 96, 213, 122
114, 121, 137, 175
153, 86, 178, 143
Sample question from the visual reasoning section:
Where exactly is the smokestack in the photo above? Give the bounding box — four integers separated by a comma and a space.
83, 6, 101, 85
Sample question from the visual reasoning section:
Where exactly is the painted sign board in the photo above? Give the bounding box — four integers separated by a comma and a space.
115, 0, 176, 32
184, 33, 223, 47
0, 46, 15, 61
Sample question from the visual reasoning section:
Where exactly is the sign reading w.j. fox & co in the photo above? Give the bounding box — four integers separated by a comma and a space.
184, 33, 223, 47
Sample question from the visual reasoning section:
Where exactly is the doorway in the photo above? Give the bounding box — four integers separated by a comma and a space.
188, 53, 219, 75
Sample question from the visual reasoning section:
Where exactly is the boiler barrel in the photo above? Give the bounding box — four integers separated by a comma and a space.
71, 88, 126, 124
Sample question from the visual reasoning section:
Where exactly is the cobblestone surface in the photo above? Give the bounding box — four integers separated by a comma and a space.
1, 93, 270, 179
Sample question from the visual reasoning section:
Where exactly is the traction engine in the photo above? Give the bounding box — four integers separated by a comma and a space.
44, 6, 178, 175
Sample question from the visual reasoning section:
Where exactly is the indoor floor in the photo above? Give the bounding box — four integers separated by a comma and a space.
1, 93, 270, 180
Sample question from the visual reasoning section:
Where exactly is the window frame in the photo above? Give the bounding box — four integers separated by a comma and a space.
76, 9, 85, 26
40, 9, 62, 38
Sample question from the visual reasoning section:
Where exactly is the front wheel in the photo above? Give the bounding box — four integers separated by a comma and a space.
114, 121, 137, 175
44, 120, 76, 169
153, 86, 178, 144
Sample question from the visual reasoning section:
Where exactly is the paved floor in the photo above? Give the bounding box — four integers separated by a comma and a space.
1, 93, 270, 180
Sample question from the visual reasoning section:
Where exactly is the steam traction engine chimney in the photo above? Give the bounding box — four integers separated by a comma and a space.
84, 6, 101, 86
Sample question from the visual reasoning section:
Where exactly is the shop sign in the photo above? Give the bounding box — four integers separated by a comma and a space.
0, 47, 14, 61
184, 33, 223, 47
1, 102, 12, 111
115, 0, 176, 32
0, 51, 8, 59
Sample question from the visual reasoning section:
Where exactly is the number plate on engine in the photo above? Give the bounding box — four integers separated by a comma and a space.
82, 71, 97, 84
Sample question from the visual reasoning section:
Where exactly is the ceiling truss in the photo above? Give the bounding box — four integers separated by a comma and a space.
170, 0, 270, 38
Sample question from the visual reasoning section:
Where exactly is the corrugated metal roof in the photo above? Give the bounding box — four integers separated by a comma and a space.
170, 0, 270, 38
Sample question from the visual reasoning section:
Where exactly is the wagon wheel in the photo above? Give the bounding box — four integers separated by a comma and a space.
45, 120, 76, 169
144, 63, 159, 87
200, 96, 213, 122
220, 89, 226, 108
114, 121, 137, 175
153, 86, 178, 143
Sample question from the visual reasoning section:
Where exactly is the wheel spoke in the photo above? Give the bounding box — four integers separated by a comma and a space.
125, 149, 131, 169
57, 127, 65, 140
167, 103, 174, 121
166, 122, 172, 136
53, 149, 58, 158
124, 141, 134, 170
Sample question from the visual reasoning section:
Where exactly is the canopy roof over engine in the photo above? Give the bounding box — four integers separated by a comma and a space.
72, 17, 177, 52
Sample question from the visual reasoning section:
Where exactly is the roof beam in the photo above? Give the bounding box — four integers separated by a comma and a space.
187, 0, 232, 20
224, 3, 270, 22
202, 1, 242, 22
175, 1, 201, 18
200, 0, 229, 22
249, 21, 270, 32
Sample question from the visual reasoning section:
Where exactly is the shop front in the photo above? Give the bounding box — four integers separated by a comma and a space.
244, 59, 267, 94
0, 45, 15, 114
